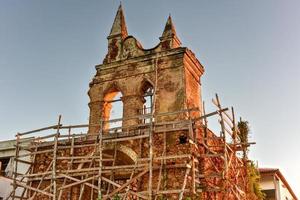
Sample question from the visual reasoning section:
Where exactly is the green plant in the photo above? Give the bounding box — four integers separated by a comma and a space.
248, 161, 266, 200
237, 120, 250, 158
237, 120, 265, 199
113, 194, 121, 200
237, 120, 249, 144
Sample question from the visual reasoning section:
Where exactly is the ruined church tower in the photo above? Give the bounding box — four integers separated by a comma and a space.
85, 5, 206, 199
88, 5, 204, 134
9, 5, 251, 200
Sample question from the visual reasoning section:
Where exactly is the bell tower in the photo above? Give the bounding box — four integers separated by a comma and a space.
88, 5, 204, 134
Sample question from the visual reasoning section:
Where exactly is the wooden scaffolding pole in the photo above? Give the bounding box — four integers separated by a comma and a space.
148, 113, 154, 199
52, 115, 61, 200
104, 169, 149, 200
12, 133, 20, 200
58, 135, 75, 200
29, 160, 54, 200
178, 162, 192, 200
106, 141, 117, 195
98, 119, 103, 199
20, 145, 37, 199
78, 136, 101, 200
154, 130, 166, 200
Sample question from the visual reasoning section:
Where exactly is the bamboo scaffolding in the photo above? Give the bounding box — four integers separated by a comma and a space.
10, 96, 252, 200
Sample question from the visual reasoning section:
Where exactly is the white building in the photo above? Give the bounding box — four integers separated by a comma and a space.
259, 168, 298, 200
0, 139, 31, 199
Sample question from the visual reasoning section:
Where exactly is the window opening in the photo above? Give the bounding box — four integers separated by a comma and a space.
0, 157, 11, 177
141, 82, 154, 123
103, 90, 123, 132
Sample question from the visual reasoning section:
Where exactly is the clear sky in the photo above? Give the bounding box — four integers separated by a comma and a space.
1, 0, 299, 197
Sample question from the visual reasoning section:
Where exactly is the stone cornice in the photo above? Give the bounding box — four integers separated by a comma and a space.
185, 49, 204, 74
96, 47, 187, 71
96, 47, 204, 77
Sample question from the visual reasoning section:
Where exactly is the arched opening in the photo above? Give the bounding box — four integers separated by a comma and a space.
103, 88, 123, 131
140, 81, 154, 123
100, 147, 137, 193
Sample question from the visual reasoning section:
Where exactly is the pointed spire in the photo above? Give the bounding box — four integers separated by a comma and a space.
160, 15, 181, 48
161, 15, 177, 38
108, 4, 128, 39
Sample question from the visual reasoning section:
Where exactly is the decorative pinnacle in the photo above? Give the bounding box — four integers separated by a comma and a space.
108, 4, 128, 39
161, 15, 177, 38
160, 15, 181, 48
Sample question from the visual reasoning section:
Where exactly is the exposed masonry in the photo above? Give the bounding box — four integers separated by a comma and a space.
9, 5, 255, 200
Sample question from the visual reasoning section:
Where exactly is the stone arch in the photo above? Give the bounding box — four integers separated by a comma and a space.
139, 78, 155, 116
103, 82, 125, 100
102, 82, 125, 129
139, 78, 154, 95
104, 144, 138, 164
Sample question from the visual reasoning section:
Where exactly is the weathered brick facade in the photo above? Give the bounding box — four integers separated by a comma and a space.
19, 5, 251, 200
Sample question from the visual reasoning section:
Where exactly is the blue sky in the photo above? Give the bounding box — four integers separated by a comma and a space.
0, 0, 299, 197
